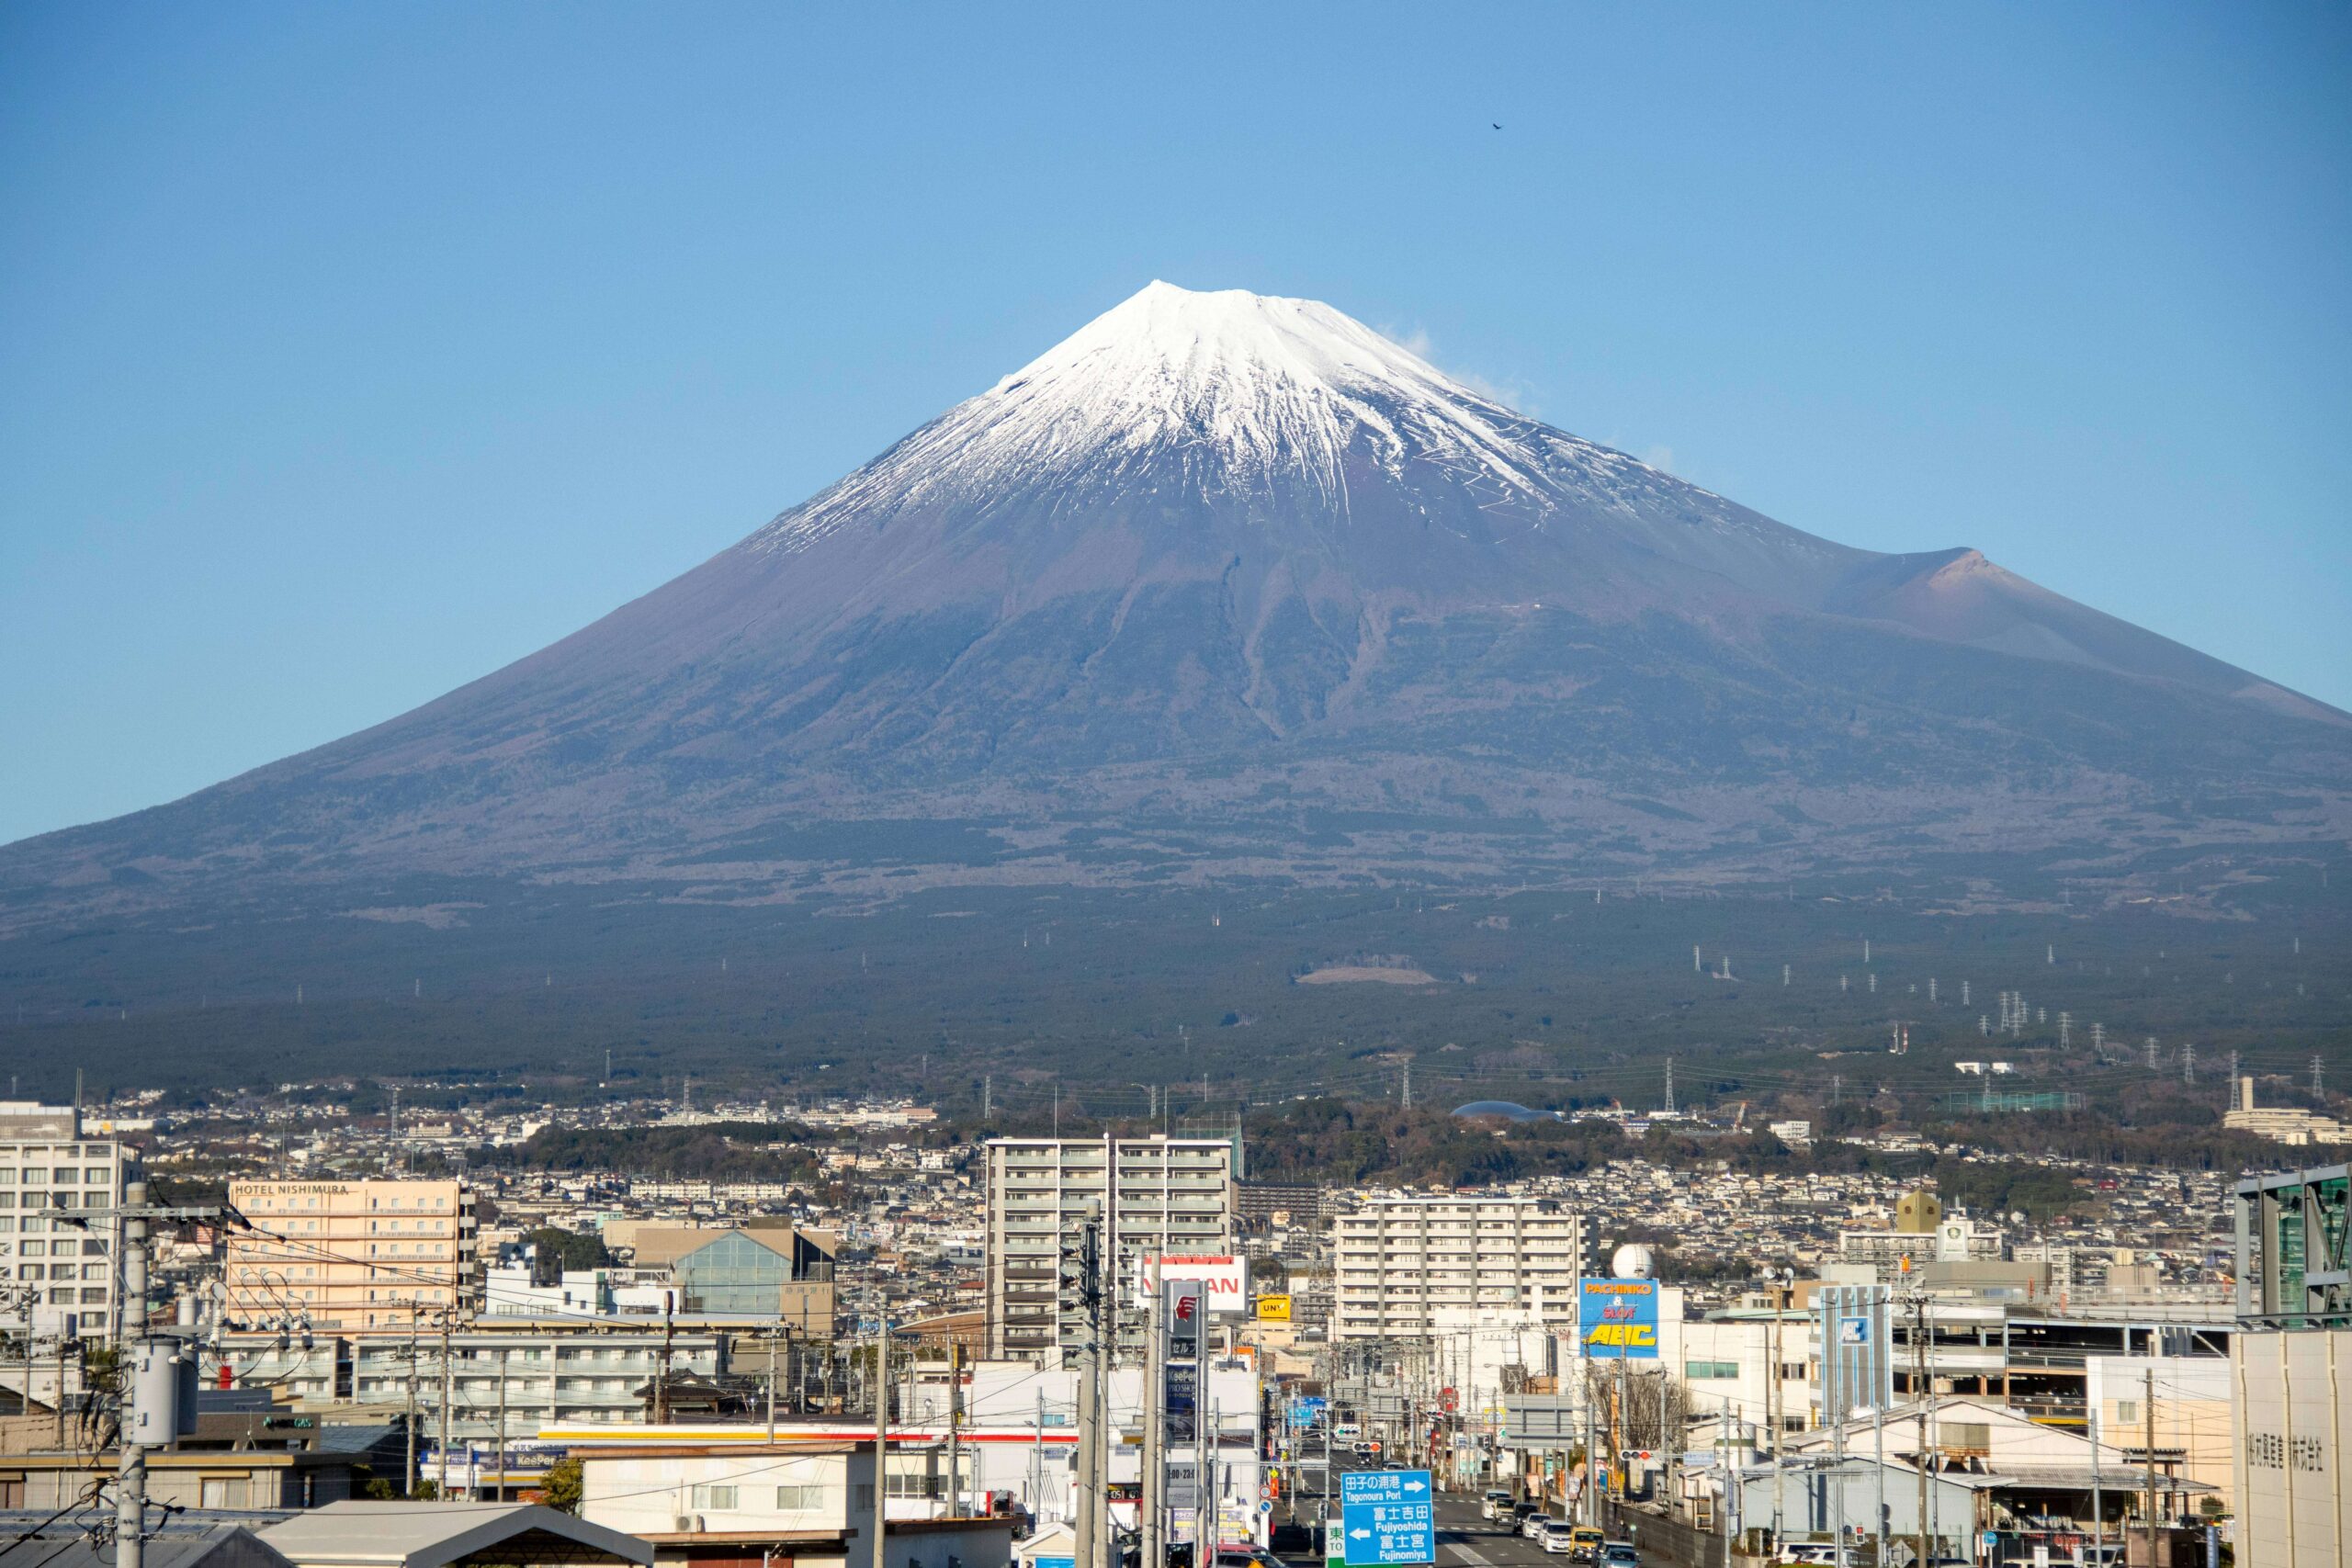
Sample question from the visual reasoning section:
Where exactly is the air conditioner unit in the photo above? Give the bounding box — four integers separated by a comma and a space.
673, 1514, 706, 1532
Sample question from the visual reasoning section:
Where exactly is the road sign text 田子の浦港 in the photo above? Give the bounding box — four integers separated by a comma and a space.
1340, 1470, 1434, 1565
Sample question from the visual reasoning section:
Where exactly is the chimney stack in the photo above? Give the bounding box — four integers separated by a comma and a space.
2238, 1075, 2256, 1112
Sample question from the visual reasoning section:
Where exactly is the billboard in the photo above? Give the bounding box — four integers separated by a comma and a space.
1135, 1254, 1250, 1314
1255, 1294, 1293, 1323
1166, 1280, 1204, 1359
1577, 1278, 1658, 1359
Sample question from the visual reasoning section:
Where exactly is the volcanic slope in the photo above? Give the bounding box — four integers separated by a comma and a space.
6, 281, 2346, 928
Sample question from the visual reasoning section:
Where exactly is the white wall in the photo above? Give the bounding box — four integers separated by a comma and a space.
583, 1449, 874, 1540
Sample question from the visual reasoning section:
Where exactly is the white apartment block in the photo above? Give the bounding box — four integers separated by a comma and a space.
0, 1103, 130, 1341
984, 1135, 1236, 1361
1333, 1194, 1590, 1341
226, 1179, 478, 1332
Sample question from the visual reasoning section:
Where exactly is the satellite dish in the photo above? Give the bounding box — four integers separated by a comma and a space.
1611, 1243, 1657, 1279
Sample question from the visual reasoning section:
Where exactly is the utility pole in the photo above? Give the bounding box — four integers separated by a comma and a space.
1143, 1279, 1164, 1568
496, 1348, 509, 1502
406, 1307, 420, 1495
873, 1321, 891, 1568
657, 1290, 675, 1425
2143, 1368, 2159, 1557
767, 1329, 779, 1441
1911, 1288, 1929, 1568
112, 1182, 235, 1566
2090, 1378, 2104, 1560
946, 1340, 962, 1517
1072, 1201, 1103, 1568
437, 1311, 453, 1498
116, 1179, 149, 1568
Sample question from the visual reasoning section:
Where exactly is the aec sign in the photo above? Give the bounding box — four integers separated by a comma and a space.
1577, 1278, 1658, 1359
1135, 1253, 1250, 1314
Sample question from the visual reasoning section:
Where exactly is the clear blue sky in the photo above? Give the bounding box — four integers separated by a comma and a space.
3, 3, 2346, 847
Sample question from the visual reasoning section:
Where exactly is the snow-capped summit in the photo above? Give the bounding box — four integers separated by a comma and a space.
758, 280, 1698, 554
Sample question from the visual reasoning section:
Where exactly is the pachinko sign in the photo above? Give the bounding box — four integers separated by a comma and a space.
1577, 1278, 1658, 1359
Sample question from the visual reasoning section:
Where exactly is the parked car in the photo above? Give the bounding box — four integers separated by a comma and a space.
1479, 1490, 1514, 1520
1598, 1544, 1639, 1568
1538, 1520, 1581, 1555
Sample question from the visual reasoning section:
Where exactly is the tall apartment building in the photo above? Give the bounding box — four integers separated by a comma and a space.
1332, 1194, 1590, 1341
0, 1102, 131, 1340
226, 1179, 477, 1332
983, 1135, 1236, 1361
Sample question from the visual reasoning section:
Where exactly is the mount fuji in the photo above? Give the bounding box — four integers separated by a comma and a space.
6, 282, 2346, 932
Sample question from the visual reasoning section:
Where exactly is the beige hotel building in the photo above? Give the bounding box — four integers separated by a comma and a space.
226, 1179, 477, 1332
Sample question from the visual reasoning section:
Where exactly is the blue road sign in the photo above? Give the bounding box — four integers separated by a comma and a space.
1340, 1470, 1435, 1566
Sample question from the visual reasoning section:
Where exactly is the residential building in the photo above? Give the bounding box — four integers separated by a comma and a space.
0, 1103, 130, 1342
982, 1136, 1236, 1360
2086, 1354, 2234, 1512
578, 1441, 1015, 1567
225, 1179, 478, 1332
356, 1328, 726, 1437
1331, 1194, 1589, 1342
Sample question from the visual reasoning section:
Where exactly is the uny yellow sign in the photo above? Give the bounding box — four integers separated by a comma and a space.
1254, 1293, 1293, 1323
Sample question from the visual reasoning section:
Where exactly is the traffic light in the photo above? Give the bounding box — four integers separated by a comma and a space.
1057, 1217, 1102, 1321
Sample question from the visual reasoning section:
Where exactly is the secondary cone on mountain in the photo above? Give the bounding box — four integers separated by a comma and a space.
5, 281, 2345, 924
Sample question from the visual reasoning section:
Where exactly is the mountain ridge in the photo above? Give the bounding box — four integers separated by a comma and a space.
4, 281, 2345, 933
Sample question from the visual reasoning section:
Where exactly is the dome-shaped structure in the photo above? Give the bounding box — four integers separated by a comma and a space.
1452, 1100, 1551, 1122
1611, 1243, 1657, 1279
